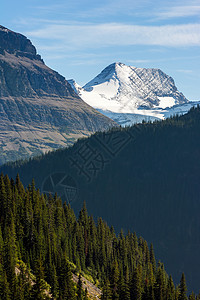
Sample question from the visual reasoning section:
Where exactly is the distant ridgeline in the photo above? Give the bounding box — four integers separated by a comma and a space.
0, 173, 198, 299
2, 106, 200, 292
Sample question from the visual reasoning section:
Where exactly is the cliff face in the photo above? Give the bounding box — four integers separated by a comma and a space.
0, 25, 38, 56
0, 25, 74, 98
0, 26, 116, 165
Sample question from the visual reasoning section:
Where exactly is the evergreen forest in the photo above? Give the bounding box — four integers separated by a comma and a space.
0, 173, 199, 299
2, 106, 200, 292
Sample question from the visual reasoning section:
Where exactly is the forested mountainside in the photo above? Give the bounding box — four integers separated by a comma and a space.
0, 25, 116, 165
2, 106, 200, 292
0, 174, 198, 299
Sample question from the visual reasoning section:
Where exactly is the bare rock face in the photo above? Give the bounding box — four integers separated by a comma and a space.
0, 25, 37, 56
0, 26, 116, 165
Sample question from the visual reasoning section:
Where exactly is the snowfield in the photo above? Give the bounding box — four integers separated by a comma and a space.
69, 63, 199, 126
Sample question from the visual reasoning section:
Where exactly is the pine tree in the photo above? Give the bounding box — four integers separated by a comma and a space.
178, 273, 187, 300
4, 175, 13, 226
0, 174, 6, 226
102, 279, 112, 300
1, 272, 11, 300
166, 275, 175, 300
150, 243, 156, 274
143, 263, 155, 300
50, 264, 59, 299
4, 216, 18, 297
0, 263, 6, 299
188, 291, 195, 300
31, 258, 48, 300
154, 265, 166, 300
0, 226, 4, 265
110, 260, 120, 299
130, 265, 143, 300
15, 174, 25, 196
58, 258, 75, 300
118, 272, 130, 300
77, 274, 83, 300
15, 263, 32, 300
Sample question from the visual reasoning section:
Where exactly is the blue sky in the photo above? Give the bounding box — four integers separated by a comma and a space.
1, 0, 200, 100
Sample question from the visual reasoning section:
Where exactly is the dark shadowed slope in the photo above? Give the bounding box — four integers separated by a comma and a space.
2, 105, 200, 293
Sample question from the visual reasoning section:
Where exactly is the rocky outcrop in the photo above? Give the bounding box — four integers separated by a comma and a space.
0, 26, 116, 165
0, 25, 38, 57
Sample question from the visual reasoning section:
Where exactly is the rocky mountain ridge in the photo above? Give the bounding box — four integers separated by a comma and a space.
0, 25, 116, 165
0, 25, 41, 58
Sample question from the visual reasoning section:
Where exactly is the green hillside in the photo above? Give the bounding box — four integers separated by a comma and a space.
0, 173, 198, 299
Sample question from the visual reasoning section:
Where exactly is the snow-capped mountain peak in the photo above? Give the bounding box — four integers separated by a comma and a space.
83, 62, 187, 108
69, 62, 198, 126
83, 62, 123, 89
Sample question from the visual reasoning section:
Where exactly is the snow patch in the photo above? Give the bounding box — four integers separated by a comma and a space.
157, 97, 176, 109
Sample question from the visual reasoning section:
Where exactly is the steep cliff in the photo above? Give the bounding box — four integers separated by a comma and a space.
0, 25, 116, 165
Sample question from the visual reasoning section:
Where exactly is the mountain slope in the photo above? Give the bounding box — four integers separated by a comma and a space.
69, 62, 198, 126
2, 106, 200, 293
0, 25, 116, 165
1, 174, 191, 299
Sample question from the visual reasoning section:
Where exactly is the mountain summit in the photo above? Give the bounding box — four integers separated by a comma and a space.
0, 25, 73, 98
84, 62, 187, 108
0, 25, 39, 57
0, 26, 116, 165
69, 62, 196, 125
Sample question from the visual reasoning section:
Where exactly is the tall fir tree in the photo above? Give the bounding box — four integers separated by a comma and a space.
178, 273, 187, 300
130, 265, 143, 300
58, 258, 75, 300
